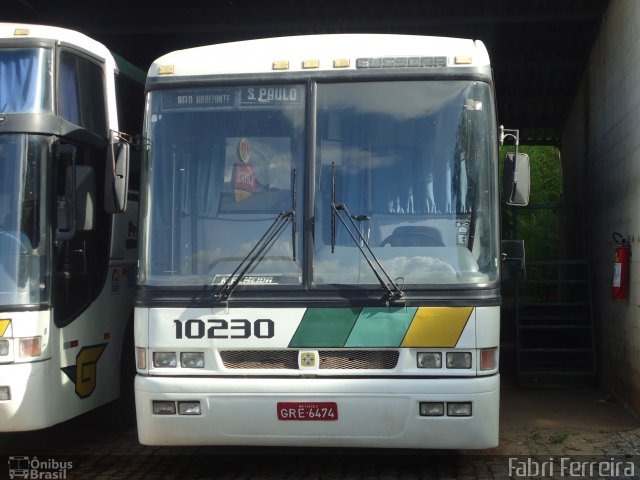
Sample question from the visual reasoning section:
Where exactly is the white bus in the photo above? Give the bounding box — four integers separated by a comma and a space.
134, 34, 529, 449
0, 23, 141, 431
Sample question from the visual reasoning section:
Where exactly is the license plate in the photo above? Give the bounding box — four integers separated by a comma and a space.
277, 402, 338, 421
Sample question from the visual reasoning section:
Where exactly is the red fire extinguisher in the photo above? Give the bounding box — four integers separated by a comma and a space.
612, 232, 631, 300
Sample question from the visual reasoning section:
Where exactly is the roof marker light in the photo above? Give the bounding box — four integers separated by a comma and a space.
14, 29, 29, 36
272, 60, 289, 71
455, 55, 473, 65
333, 59, 350, 68
302, 59, 319, 69
158, 65, 175, 75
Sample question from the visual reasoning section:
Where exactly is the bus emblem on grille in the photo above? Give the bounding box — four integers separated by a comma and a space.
298, 350, 318, 370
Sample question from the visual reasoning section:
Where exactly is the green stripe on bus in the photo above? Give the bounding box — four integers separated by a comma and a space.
345, 307, 418, 347
289, 308, 361, 347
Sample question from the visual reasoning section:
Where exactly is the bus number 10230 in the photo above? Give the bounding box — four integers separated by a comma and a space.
174, 318, 275, 339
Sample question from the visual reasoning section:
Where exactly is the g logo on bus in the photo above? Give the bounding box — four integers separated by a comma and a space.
61, 344, 107, 399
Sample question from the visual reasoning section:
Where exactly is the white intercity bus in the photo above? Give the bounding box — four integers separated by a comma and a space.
134, 34, 529, 448
0, 23, 141, 431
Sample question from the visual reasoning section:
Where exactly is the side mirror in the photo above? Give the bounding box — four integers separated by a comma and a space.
503, 152, 530, 206
104, 139, 130, 213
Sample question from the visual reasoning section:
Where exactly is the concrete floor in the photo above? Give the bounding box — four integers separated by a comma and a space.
2, 380, 640, 479
479, 380, 640, 457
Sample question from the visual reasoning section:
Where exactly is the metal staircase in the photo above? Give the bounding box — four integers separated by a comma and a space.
514, 259, 596, 382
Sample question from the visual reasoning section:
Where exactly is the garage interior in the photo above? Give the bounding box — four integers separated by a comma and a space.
6, 0, 640, 420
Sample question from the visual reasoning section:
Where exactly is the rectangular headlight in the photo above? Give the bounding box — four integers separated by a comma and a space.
0, 386, 10, 401
153, 352, 177, 368
417, 352, 442, 369
180, 352, 204, 368
178, 401, 201, 415
447, 402, 472, 416
419, 402, 444, 416
446, 352, 472, 369
19, 336, 41, 357
0, 339, 9, 356
153, 401, 176, 415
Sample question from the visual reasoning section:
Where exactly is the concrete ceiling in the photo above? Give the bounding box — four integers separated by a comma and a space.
4, 0, 610, 145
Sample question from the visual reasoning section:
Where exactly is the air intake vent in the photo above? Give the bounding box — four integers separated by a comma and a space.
220, 350, 399, 370
319, 350, 399, 370
220, 350, 298, 369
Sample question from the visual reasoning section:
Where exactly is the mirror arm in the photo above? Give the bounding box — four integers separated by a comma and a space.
499, 125, 520, 156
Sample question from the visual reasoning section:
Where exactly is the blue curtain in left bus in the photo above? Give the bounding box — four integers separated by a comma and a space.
0, 49, 46, 113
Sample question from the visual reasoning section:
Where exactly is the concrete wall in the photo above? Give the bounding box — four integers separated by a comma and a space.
562, 0, 640, 417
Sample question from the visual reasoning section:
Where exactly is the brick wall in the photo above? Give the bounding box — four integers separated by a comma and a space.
562, 0, 640, 417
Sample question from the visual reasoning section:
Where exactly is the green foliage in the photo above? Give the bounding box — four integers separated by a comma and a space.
549, 431, 569, 444
500, 145, 562, 261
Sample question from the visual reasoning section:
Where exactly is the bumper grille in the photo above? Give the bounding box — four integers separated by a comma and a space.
220, 350, 399, 370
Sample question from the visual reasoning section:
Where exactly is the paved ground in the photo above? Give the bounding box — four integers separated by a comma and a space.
2, 381, 640, 479
488, 382, 640, 457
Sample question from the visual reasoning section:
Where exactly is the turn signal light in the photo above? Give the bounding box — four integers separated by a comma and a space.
136, 347, 147, 369
480, 348, 497, 371
19, 337, 41, 357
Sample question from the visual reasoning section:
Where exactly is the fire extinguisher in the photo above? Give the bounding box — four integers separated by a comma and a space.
612, 232, 631, 300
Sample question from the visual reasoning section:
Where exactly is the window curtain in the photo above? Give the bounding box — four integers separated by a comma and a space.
58, 54, 80, 125
0, 49, 48, 113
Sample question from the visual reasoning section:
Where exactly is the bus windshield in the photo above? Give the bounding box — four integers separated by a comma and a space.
143, 85, 305, 287
142, 80, 498, 290
314, 80, 499, 287
0, 47, 52, 113
0, 134, 50, 306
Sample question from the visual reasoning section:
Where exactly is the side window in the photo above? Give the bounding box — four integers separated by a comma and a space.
58, 51, 107, 136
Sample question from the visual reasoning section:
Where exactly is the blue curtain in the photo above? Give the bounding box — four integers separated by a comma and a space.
0, 49, 47, 113
58, 54, 80, 125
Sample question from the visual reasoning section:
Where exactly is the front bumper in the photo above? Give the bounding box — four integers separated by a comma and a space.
0, 361, 51, 431
135, 374, 499, 449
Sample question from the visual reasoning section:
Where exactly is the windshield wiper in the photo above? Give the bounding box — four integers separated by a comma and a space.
330, 163, 404, 303
214, 169, 298, 302
213, 210, 295, 301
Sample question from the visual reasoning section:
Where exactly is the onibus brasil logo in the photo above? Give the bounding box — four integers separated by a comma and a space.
8, 456, 73, 479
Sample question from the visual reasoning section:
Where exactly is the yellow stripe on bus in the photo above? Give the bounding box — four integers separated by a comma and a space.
0, 319, 10, 337
400, 307, 473, 347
